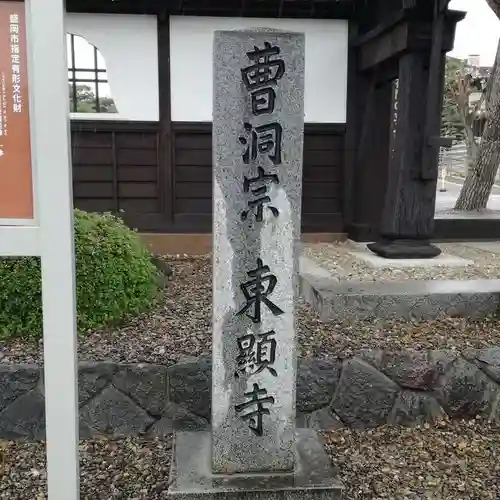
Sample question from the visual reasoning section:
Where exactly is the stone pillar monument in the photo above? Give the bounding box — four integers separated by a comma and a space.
167, 28, 342, 500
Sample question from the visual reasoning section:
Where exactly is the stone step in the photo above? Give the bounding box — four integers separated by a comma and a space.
300, 273, 500, 321
299, 254, 342, 280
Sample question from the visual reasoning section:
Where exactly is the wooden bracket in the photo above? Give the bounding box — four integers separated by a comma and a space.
420, 0, 449, 180
428, 135, 454, 149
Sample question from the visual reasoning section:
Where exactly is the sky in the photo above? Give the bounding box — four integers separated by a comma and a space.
448, 0, 500, 66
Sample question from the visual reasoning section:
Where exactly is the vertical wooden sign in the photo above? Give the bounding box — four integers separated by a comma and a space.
0, 1, 33, 221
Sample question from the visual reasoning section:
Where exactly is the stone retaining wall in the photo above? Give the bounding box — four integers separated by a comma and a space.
1, 348, 499, 440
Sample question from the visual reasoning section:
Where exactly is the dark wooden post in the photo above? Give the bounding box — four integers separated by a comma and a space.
367, 2, 463, 259
158, 10, 174, 224
367, 51, 442, 258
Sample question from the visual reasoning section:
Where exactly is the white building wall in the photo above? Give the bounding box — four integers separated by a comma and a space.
65, 13, 159, 121
63, 14, 348, 124
169, 16, 348, 123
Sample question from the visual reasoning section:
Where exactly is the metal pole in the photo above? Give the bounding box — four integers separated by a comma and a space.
26, 0, 80, 498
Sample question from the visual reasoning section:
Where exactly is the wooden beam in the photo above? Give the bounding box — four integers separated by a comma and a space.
357, 6, 464, 71
407, 9, 466, 53
421, 0, 446, 180
157, 12, 174, 222
342, 21, 360, 229
278, 0, 284, 18
65, 0, 355, 17
356, 9, 407, 46
354, 2, 423, 70
359, 21, 410, 70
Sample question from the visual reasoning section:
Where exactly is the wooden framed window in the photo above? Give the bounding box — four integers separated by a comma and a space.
67, 33, 118, 114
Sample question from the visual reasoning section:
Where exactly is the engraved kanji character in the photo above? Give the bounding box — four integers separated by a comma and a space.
241, 166, 279, 222
235, 330, 277, 378
234, 383, 275, 436
238, 122, 283, 165
237, 258, 284, 323
241, 42, 285, 91
250, 87, 276, 115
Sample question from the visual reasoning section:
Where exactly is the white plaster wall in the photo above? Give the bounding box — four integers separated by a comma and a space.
65, 13, 159, 121
169, 16, 348, 123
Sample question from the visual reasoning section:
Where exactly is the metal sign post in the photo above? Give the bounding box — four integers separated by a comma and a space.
0, 1, 80, 499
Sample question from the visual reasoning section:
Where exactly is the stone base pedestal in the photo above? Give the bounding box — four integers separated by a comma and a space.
367, 239, 442, 259
167, 429, 343, 499
348, 248, 472, 269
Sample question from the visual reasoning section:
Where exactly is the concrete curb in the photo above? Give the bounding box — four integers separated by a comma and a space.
300, 273, 500, 321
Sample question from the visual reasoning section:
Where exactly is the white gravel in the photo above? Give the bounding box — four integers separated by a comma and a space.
302, 241, 500, 282
2, 419, 500, 499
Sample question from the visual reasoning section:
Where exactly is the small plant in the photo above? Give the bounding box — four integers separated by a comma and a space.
0, 209, 160, 340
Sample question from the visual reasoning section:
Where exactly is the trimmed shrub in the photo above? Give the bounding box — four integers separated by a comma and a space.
0, 209, 160, 340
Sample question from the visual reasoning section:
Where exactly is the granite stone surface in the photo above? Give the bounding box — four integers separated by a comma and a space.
377, 350, 450, 390
168, 356, 212, 421
167, 429, 342, 500
0, 364, 39, 412
388, 390, 446, 425
330, 358, 400, 428
79, 386, 154, 436
113, 364, 168, 417
148, 402, 209, 438
0, 389, 46, 440
296, 358, 340, 412
434, 357, 499, 418
473, 348, 500, 383
212, 29, 305, 473
78, 361, 117, 406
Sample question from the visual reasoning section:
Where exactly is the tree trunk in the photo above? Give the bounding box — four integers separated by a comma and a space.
486, 0, 500, 20
464, 128, 478, 174
454, 39, 500, 210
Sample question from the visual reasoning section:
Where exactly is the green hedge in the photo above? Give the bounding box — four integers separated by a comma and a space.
0, 209, 160, 340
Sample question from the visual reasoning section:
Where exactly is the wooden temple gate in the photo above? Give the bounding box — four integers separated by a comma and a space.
344, 0, 464, 257
65, 0, 465, 253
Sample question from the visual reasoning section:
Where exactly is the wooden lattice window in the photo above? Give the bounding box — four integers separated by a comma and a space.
67, 33, 118, 114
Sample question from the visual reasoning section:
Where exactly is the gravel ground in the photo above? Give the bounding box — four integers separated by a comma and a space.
0, 437, 172, 500
2, 256, 500, 365
1, 257, 500, 499
2, 419, 499, 499
323, 418, 500, 500
302, 241, 500, 282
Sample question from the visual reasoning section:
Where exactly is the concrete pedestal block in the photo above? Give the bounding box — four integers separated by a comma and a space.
167, 429, 343, 500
